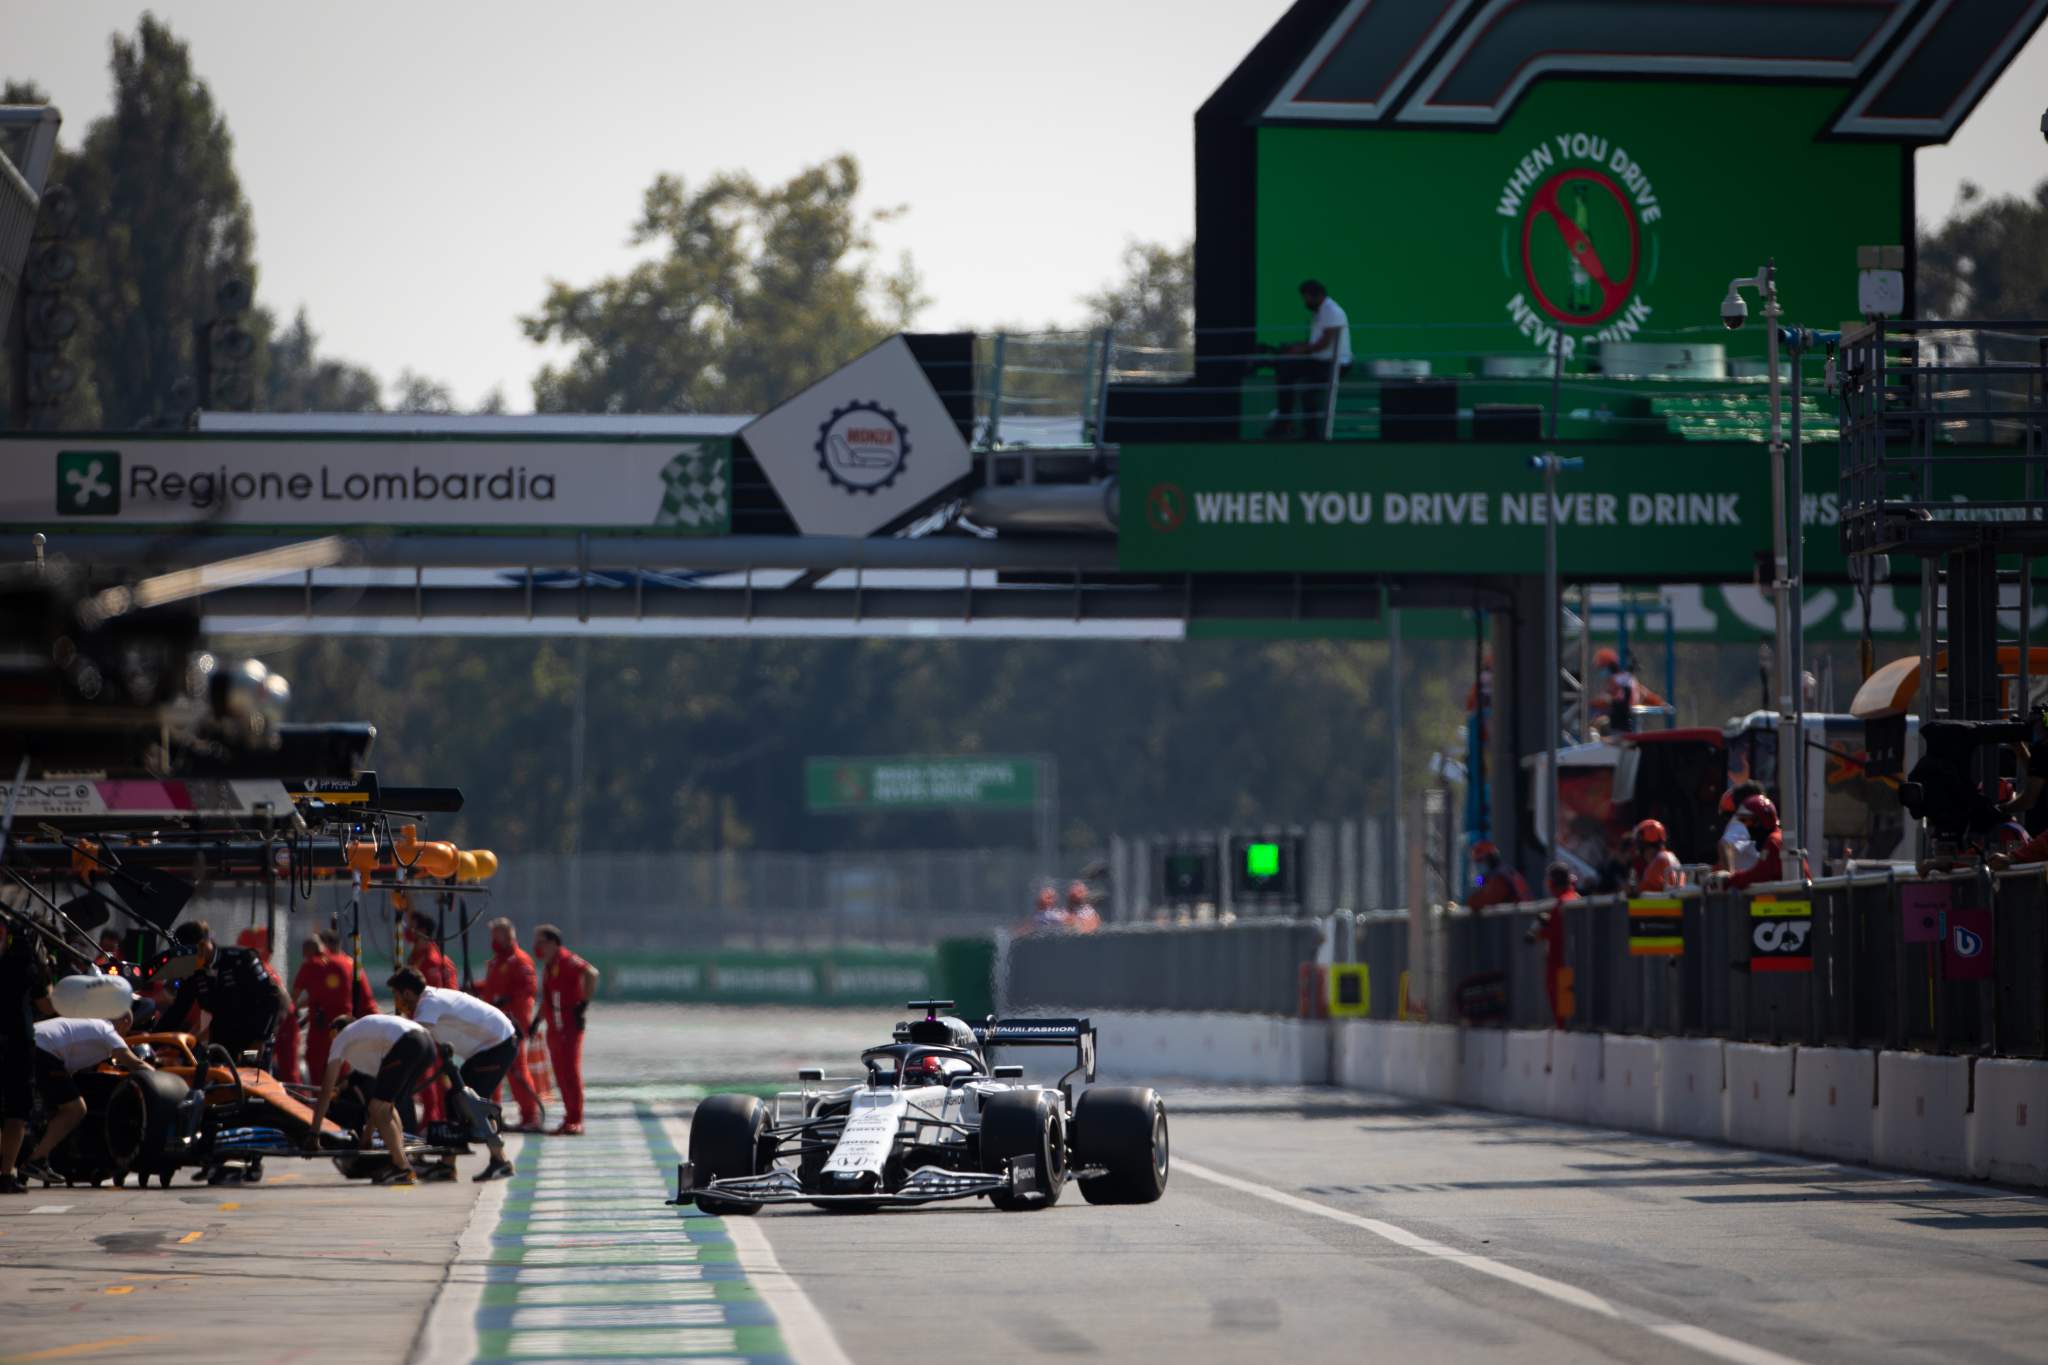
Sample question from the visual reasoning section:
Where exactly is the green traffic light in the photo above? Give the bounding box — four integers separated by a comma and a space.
1246, 841, 1280, 879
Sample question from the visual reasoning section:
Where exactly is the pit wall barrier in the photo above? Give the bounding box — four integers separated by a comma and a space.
1065, 1010, 2046, 1187
1332, 1019, 2048, 1188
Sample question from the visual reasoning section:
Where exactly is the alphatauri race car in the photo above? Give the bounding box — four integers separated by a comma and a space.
669, 1001, 1167, 1213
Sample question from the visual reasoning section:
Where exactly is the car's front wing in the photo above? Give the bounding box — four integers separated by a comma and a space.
667, 1158, 1036, 1207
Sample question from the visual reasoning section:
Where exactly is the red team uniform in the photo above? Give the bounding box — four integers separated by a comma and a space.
293, 946, 374, 1085
541, 948, 593, 1130
480, 941, 543, 1129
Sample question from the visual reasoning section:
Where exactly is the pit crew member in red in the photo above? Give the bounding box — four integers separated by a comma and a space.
535, 924, 598, 1136
478, 917, 542, 1131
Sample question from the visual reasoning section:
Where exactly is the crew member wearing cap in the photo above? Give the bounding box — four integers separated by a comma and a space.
160, 920, 292, 1066
1631, 820, 1686, 893
478, 918, 543, 1132
305, 1011, 435, 1186
388, 968, 518, 1181
1716, 781, 1765, 873
1466, 842, 1531, 908
1712, 796, 1807, 890
16, 1011, 151, 1186
534, 925, 598, 1136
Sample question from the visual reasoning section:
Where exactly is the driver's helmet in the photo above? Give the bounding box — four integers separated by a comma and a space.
903, 1052, 968, 1087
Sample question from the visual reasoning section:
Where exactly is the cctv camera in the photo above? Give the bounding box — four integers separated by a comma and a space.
1721, 291, 1748, 331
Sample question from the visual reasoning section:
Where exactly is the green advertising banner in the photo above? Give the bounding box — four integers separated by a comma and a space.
1254, 83, 1902, 367
1120, 442, 2020, 581
805, 756, 1039, 813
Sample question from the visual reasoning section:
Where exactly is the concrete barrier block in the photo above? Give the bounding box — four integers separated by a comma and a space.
1599, 1035, 1661, 1133
1418, 1024, 1462, 1103
1969, 1058, 2048, 1187
1503, 1029, 1553, 1115
1458, 1028, 1506, 1109
1385, 1022, 1428, 1096
1547, 1032, 1602, 1124
1875, 1052, 1970, 1179
1725, 1043, 1798, 1153
1334, 1018, 1385, 1092
1657, 1037, 1726, 1140
1792, 1046, 1876, 1164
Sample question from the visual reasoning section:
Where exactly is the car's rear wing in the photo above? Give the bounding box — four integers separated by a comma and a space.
977, 1017, 1097, 1084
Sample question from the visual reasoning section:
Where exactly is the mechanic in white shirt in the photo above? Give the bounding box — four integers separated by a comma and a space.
20, 1012, 150, 1182
1270, 279, 1353, 439
304, 1010, 434, 1185
388, 971, 517, 1181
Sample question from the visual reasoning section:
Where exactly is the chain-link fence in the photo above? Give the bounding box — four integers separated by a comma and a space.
484, 848, 1056, 951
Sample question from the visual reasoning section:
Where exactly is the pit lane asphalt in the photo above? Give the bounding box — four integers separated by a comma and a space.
682, 1087, 2048, 1365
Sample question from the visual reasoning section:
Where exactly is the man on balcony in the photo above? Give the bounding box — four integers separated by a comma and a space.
1268, 279, 1352, 439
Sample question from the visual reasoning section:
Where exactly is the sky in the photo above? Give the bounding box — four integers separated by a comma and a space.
10, 2, 2048, 413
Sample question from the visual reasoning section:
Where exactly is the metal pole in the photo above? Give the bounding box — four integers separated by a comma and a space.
1091, 327, 1115, 450
986, 331, 1007, 456
567, 636, 588, 940
1761, 262, 1799, 859
1548, 333, 1564, 439
1544, 455, 1561, 859
1389, 601, 1405, 906
1788, 329, 1808, 863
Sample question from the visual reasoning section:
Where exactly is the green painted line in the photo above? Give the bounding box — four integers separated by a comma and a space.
468, 1105, 791, 1364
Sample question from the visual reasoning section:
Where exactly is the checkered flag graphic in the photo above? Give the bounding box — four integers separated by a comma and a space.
655, 446, 729, 531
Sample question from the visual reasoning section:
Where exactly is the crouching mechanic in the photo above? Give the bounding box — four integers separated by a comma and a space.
304, 1011, 435, 1186
388, 967, 517, 1181
17, 1012, 151, 1184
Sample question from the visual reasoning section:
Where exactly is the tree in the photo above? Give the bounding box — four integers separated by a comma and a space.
390, 369, 455, 414
1920, 179, 2048, 320
59, 16, 262, 428
260, 308, 382, 412
523, 154, 925, 414
1081, 239, 1194, 358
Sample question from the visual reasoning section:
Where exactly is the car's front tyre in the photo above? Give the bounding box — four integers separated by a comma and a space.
982, 1090, 1067, 1211
690, 1093, 767, 1216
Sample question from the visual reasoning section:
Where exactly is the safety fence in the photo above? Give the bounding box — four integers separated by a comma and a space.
1001, 868, 2048, 1059
1005, 918, 1324, 1017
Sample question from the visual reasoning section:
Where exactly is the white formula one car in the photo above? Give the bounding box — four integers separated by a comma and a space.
669, 1001, 1168, 1213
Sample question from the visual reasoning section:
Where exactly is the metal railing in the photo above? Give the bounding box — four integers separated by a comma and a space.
957, 321, 1844, 455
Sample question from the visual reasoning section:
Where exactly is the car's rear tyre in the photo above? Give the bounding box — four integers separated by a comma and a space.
690, 1093, 767, 1217
982, 1090, 1067, 1211
1074, 1087, 1169, 1205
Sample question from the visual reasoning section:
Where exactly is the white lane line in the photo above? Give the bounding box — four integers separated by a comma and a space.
1651, 1324, 1809, 1365
1175, 1158, 1809, 1365
28, 1205, 74, 1214
656, 1113, 853, 1365
411, 1132, 524, 1365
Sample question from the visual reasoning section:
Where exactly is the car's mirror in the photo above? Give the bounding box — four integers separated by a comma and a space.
991, 1064, 1024, 1079
797, 1067, 824, 1082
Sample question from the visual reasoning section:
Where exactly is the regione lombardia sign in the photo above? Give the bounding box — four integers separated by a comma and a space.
741, 335, 972, 537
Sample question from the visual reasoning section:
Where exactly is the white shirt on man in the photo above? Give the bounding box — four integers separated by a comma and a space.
1311, 297, 1352, 366
1718, 815, 1760, 872
34, 1017, 124, 1072
411, 986, 514, 1060
333, 1014, 428, 1075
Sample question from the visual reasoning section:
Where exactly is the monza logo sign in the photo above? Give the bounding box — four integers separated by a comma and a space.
56, 450, 120, 515
816, 400, 910, 496
1497, 131, 1662, 357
